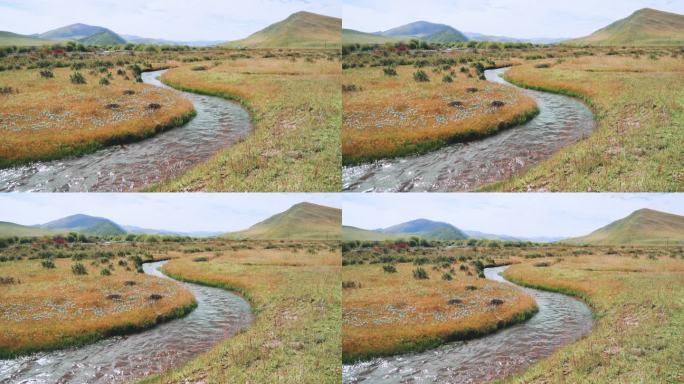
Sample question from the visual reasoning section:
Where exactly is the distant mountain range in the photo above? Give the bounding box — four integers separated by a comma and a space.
0, 202, 341, 240
0, 11, 341, 48
223, 11, 341, 49
343, 20, 565, 45
343, 8, 683, 46
569, 8, 684, 46
343, 208, 684, 245
225, 202, 341, 240
565, 209, 684, 245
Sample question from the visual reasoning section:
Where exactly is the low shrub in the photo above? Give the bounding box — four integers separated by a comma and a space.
382, 264, 397, 273
413, 267, 429, 280
41, 259, 56, 269
70, 72, 86, 84
71, 263, 87, 275
413, 70, 429, 82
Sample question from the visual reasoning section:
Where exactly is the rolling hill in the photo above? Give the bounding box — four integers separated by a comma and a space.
0, 31, 53, 46
342, 29, 400, 45
226, 202, 341, 240
566, 209, 684, 245
343, 219, 468, 241
224, 11, 341, 48
0, 222, 57, 238
379, 21, 468, 43
38, 214, 126, 236
342, 226, 399, 241
380, 219, 468, 240
569, 8, 684, 46
39, 23, 111, 40
78, 30, 126, 45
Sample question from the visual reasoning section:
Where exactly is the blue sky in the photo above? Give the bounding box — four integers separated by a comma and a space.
343, 0, 684, 38
0, 0, 341, 41
0, 193, 341, 232
343, 194, 684, 238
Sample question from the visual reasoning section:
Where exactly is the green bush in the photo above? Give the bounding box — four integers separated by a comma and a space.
413, 267, 429, 280
41, 259, 56, 269
413, 70, 429, 82
382, 264, 397, 273
71, 263, 87, 275
70, 72, 86, 84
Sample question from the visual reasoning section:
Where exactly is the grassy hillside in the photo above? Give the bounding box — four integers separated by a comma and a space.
342, 29, 399, 45
381, 219, 468, 241
39, 214, 126, 236
570, 8, 684, 46
380, 21, 467, 42
566, 209, 684, 245
342, 226, 398, 241
225, 11, 341, 48
39, 23, 108, 40
227, 202, 341, 240
0, 31, 52, 47
0, 222, 56, 238
78, 31, 125, 45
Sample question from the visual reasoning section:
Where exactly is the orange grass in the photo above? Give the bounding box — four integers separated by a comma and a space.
342, 65, 539, 164
342, 261, 537, 362
502, 251, 684, 383
0, 257, 196, 358
0, 67, 195, 167
141, 241, 341, 383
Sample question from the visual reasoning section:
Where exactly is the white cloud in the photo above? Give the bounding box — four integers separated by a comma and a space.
0, 0, 341, 41
343, 0, 684, 38
342, 193, 684, 238
0, 193, 341, 233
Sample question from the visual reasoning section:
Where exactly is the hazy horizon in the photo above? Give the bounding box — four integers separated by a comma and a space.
0, 194, 341, 233
0, 0, 341, 41
343, 0, 684, 39
343, 194, 684, 238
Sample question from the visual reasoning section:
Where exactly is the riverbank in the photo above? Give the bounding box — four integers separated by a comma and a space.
342, 262, 538, 363
485, 55, 684, 191
342, 63, 539, 166
140, 242, 341, 384
147, 50, 341, 192
503, 252, 684, 383
0, 66, 195, 169
0, 256, 197, 358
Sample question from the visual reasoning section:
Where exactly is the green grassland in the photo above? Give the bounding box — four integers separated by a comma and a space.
484, 53, 684, 192
147, 51, 341, 192
342, 29, 400, 45
503, 252, 684, 383
0, 222, 57, 238
0, 31, 53, 47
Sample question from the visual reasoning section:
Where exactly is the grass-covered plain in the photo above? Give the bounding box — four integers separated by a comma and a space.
139, 241, 340, 384
342, 241, 539, 362
502, 249, 684, 383
0, 56, 195, 168
0, 239, 196, 358
488, 53, 684, 191
149, 50, 341, 192
342, 57, 538, 165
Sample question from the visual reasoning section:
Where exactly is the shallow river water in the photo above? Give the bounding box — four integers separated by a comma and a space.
0, 261, 253, 384
343, 68, 595, 192
343, 266, 593, 383
0, 70, 251, 192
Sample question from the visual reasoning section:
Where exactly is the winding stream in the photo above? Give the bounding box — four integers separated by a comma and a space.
0, 261, 253, 384
0, 70, 252, 192
343, 266, 593, 383
343, 67, 595, 192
